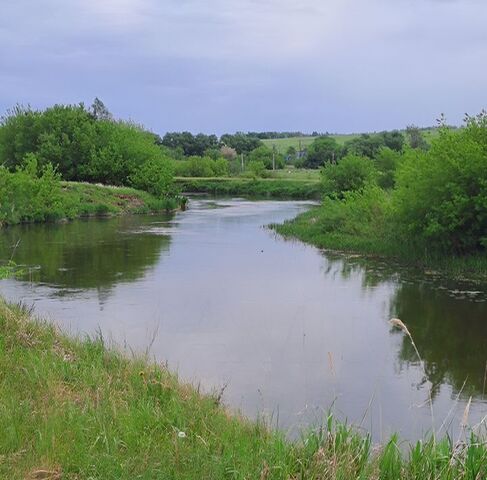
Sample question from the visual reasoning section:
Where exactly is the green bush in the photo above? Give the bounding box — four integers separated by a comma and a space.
321, 154, 377, 198
172, 156, 229, 177
0, 156, 68, 225
393, 113, 487, 253
129, 157, 173, 197
0, 104, 174, 193
246, 160, 266, 178
374, 147, 402, 189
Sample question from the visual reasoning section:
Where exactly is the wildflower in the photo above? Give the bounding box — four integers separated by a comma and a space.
178, 431, 186, 439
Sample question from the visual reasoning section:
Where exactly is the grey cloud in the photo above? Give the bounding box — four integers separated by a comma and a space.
0, 0, 486, 134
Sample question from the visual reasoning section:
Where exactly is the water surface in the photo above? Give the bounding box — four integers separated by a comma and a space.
1, 198, 486, 441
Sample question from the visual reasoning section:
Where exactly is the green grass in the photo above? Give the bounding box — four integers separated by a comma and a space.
262, 129, 442, 154
263, 134, 360, 154
61, 182, 181, 217
0, 298, 486, 479
174, 177, 321, 199
273, 205, 487, 282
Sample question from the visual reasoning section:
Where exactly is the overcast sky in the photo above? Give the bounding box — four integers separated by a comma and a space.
1, 0, 486, 135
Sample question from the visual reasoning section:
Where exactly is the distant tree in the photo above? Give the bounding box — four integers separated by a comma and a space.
379, 130, 405, 152
248, 145, 284, 170
406, 125, 429, 150
374, 147, 402, 189
304, 136, 342, 168
343, 134, 383, 158
161, 132, 219, 156
90, 97, 113, 121
220, 145, 237, 161
220, 133, 262, 154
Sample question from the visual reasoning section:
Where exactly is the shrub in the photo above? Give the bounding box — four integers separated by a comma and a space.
393, 113, 487, 253
0, 156, 66, 225
374, 147, 402, 189
129, 157, 173, 197
321, 154, 377, 198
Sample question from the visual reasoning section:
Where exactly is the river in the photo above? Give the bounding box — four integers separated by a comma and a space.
1, 198, 486, 442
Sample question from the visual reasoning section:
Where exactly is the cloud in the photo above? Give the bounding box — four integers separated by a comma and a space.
0, 0, 486, 133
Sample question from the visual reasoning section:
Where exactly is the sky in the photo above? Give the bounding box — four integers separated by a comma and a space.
1, 0, 486, 135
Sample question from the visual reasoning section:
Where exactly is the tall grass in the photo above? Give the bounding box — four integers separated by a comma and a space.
0, 298, 485, 479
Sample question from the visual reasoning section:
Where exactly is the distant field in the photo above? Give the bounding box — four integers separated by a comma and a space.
262, 128, 441, 153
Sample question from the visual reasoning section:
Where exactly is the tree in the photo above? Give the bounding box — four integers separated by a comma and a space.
90, 97, 113, 121
220, 145, 237, 161
406, 125, 429, 150
248, 145, 283, 170
321, 154, 377, 198
380, 130, 405, 152
220, 133, 262, 154
374, 147, 402, 189
343, 134, 383, 159
304, 136, 342, 168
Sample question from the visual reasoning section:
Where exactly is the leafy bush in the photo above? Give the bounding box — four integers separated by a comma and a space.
129, 157, 173, 197
247, 145, 284, 170
247, 160, 267, 178
0, 103, 174, 192
0, 156, 68, 225
321, 154, 377, 198
172, 156, 229, 177
374, 147, 402, 189
393, 114, 487, 253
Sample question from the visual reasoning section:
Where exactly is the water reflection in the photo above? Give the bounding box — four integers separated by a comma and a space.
0, 215, 172, 295
391, 284, 487, 399
321, 252, 487, 400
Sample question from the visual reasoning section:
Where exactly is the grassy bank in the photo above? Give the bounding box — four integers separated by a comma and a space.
0, 180, 181, 227
175, 177, 321, 199
273, 205, 487, 282
0, 299, 486, 479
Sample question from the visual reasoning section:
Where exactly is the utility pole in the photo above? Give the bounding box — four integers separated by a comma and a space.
272, 145, 276, 171
241, 153, 244, 172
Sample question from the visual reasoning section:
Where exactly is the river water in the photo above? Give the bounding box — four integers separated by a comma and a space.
1, 198, 486, 442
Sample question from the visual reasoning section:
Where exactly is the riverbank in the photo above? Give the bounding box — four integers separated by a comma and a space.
272, 206, 487, 282
0, 180, 183, 227
0, 298, 485, 479
175, 177, 321, 199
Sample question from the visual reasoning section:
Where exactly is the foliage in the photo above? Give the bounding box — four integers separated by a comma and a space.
173, 156, 229, 177
90, 97, 113, 121
220, 133, 262, 154
321, 154, 377, 198
0, 165, 178, 226
220, 145, 237, 161
247, 145, 284, 170
394, 114, 487, 253
0, 103, 174, 194
0, 156, 67, 225
304, 136, 343, 168
161, 132, 219, 156
406, 125, 429, 150
374, 147, 403, 189
129, 157, 174, 197
247, 160, 267, 178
